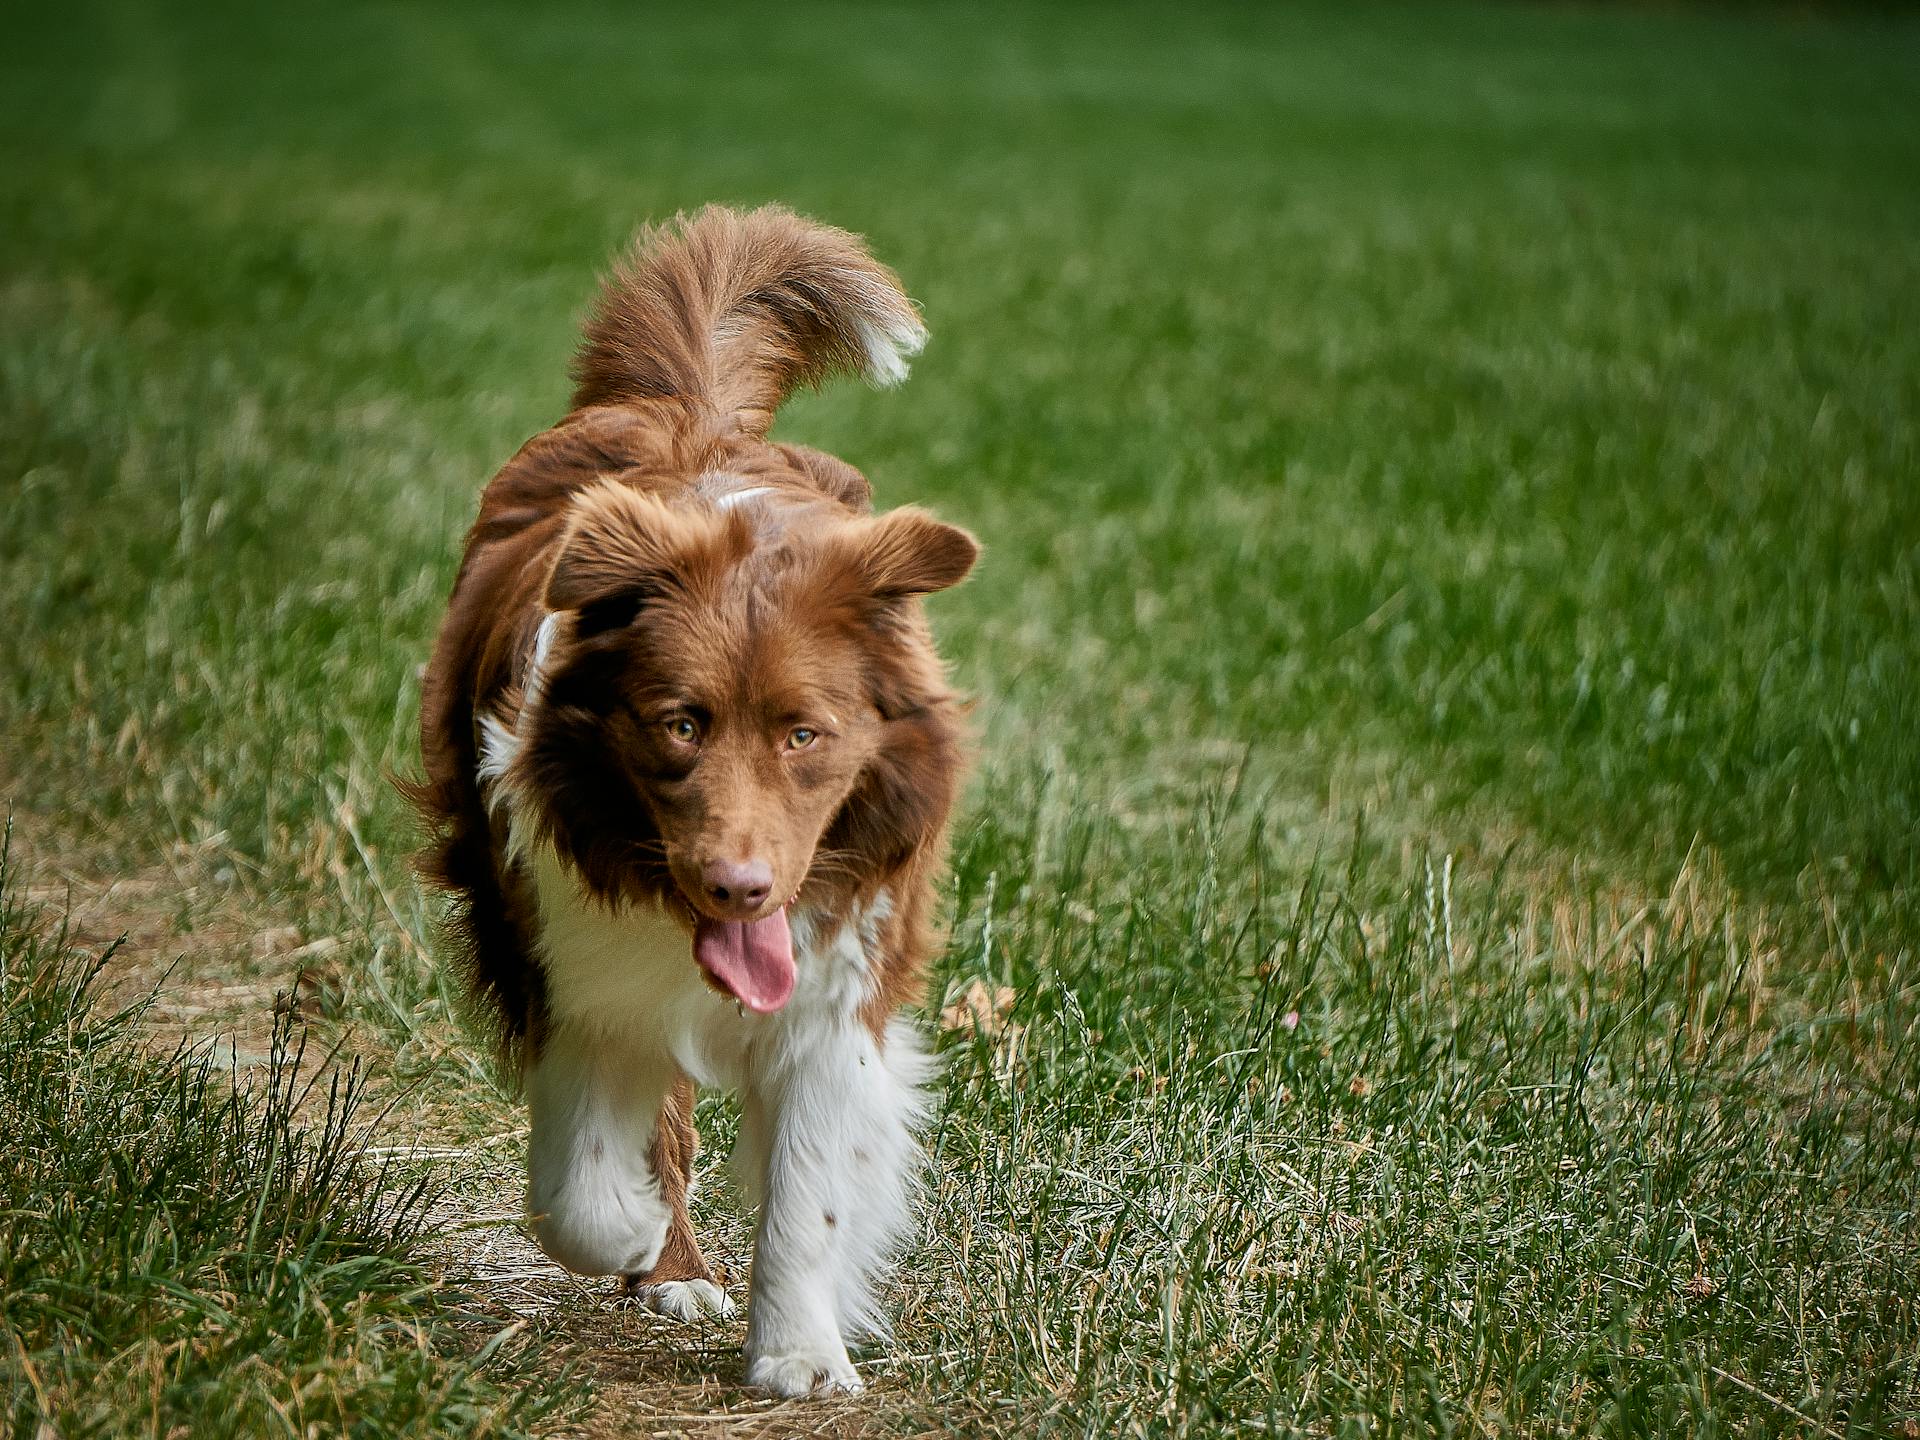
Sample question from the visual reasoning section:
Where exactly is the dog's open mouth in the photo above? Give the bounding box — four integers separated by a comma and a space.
692, 907, 796, 1013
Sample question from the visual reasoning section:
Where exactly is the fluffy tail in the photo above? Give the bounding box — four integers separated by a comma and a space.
570, 204, 927, 434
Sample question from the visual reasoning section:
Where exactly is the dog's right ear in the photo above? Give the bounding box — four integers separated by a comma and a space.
545, 482, 743, 634
825, 505, 979, 604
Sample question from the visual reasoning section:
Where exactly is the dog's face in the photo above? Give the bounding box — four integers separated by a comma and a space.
522, 482, 974, 1009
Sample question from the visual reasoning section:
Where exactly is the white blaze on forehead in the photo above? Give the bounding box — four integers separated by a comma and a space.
697, 471, 772, 512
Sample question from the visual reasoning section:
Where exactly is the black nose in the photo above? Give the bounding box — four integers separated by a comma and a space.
702, 857, 773, 910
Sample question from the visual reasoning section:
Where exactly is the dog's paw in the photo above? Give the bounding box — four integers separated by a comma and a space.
745, 1349, 864, 1398
623, 1277, 735, 1321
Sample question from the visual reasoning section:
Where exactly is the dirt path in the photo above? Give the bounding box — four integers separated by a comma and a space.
1, 803, 924, 1438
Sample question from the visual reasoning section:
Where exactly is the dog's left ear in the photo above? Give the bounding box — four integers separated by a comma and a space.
546, 482, 744, 634
846, 506, 979, 600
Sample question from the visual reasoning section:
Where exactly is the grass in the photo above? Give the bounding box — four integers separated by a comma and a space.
2, 0, 1917, 1434
0, 831, 580, 1437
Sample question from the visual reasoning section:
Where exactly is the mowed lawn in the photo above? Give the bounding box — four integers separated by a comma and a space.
3, 1, 1918, 1435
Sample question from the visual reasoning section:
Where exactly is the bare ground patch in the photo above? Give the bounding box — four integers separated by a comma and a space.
0, 795, 937, 1437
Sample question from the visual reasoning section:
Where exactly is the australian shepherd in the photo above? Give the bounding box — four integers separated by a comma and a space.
405, 206, 976, 1397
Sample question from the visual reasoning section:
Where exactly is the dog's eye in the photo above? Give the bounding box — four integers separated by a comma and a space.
665, 716, 700, 745
786, 727, 818, 751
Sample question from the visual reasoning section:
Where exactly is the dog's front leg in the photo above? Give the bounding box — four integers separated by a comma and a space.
524, 1020, 678, 1278
739, 1016, 929, 1398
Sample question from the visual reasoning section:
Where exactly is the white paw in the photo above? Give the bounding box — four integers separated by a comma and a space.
627, 1278, 735, 1321
745, 1349, 864, 1398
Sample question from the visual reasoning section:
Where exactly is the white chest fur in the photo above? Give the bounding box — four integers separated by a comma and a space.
523, 843, 891, 1090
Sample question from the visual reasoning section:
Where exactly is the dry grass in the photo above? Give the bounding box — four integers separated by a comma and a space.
0, 809, 933, 1437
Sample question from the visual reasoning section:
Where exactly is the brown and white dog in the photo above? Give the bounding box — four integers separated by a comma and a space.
405, 206, 975, 1396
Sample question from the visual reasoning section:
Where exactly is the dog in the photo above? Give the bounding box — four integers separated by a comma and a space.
404, 205, 976, 1397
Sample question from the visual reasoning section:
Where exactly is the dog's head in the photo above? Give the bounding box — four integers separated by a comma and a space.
514, 481, 975, 1012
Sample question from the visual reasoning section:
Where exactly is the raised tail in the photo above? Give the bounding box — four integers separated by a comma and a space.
570, 204, 927, 435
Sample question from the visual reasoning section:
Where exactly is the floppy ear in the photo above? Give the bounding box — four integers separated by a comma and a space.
848, 506, 979, 600
545, 482, 737, 633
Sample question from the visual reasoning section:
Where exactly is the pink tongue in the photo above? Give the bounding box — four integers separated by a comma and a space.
692, 906, 795, 1013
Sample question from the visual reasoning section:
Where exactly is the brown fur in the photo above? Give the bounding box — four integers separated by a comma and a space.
403, 203, 973, 1079
621, 1081, 713, 1291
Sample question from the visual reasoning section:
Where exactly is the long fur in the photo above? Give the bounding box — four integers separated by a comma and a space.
571, 204, 927, 430
402, 205, 972, 1399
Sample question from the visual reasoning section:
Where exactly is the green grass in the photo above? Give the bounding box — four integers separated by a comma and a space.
0, 832, 581, 1437
2, 1, 1917, 1435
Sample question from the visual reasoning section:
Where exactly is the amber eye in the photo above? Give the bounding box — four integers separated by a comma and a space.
786, 727, 818, 751
665, 716, 700, 745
